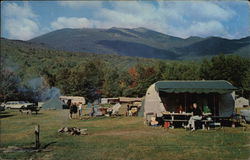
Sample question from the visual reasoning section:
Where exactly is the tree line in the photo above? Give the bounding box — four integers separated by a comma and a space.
2, 54, 249, 103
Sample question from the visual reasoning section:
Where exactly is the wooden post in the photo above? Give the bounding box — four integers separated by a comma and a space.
35, 125, 40, 149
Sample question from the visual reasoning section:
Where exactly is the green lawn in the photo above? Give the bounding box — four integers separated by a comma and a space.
0, 110, 249, 160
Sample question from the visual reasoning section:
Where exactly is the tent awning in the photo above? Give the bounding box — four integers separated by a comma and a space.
155, 80, 237, 94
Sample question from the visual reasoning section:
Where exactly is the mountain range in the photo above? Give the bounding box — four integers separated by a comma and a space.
6, 27, 250, 60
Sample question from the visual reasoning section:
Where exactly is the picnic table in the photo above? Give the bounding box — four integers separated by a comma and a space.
162, 112, 213, 129
162, 112, 193, 121
162, 112, 193, 128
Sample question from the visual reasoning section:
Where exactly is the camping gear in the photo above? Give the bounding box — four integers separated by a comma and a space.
93, 108, 103, 116
130, 107, 138, 116
235, 97, 249, 108
203, 105, 211, 113
150, 117, 159, 126
240, 109, 250, 123
111, 103, 121, 115
164, 121, 170, 128
99, 107, 107, 115
145, 112, 155, 125
59, 96, 86, 104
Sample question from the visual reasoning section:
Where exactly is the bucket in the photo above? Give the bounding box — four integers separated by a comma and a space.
164, 121, 170, 128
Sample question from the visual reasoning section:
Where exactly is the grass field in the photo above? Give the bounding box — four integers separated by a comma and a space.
0, 110, 249, 160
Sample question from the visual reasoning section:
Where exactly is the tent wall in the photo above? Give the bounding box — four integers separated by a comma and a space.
144, 84, 166, 117
138, 99, 145, 117
218, 92, 235, 117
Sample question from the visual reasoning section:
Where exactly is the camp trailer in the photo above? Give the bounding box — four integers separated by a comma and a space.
142, 80, 237, 118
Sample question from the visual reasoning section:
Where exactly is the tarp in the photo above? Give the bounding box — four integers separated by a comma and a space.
235, 97, 249, 108
155, 80, 237, 94
41, 97, 65, 109
112, 103, 121, 115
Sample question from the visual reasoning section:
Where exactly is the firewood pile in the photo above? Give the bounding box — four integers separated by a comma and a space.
58, 127, 88, 136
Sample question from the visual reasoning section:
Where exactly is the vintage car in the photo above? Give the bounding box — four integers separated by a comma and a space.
3, 101, 36, 109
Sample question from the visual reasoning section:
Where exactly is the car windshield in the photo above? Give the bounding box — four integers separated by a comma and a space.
19, 101, 26, 104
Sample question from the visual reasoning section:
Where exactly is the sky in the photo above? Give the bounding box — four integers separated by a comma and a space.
1, 1, 249, 41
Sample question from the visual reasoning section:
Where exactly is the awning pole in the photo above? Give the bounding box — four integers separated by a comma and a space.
184, 93, 187, 112
213, 95, 216, 116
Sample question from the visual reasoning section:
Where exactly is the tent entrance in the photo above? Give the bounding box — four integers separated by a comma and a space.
159, 92, 220, 116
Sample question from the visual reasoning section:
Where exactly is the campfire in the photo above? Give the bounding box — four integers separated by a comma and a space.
58, 127, 88, 136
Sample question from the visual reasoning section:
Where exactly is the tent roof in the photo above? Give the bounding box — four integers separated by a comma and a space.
155, 80, 237, 94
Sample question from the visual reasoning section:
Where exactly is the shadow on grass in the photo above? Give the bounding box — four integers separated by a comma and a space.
42, 141, 57, 149
0, 142, 57, 153
0, 114, 14, 119
0, 111, 10, 114
80, 116, 110, 122
19, 112, 44, 116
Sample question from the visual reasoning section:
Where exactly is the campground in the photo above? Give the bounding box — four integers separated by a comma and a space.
0, 110, 250, 160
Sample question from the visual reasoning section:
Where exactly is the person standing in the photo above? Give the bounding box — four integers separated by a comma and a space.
72, 103, 78, 118
78, 102, 83, 117
69, 102, 73, 119
187, 103, 202, 131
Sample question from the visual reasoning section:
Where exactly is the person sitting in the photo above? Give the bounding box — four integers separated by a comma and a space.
203, 105, 211, 114
150, 117, 159, 126
176, 105, 184, 113
186, 103, 202, 131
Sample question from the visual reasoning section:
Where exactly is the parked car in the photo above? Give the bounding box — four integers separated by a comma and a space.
3, 101, 36, 109
240, 109, 250, 123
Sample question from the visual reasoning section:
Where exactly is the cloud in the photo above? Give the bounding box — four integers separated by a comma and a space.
58, 1, 103, 9
158, 2, 235, 22
59, 1, 233, 38
3, 2, 36, 18
5, 18, 40, 40
168, 21, 227, 38
51, 17, 95, 30
2, 2, 41, 40
2, 1, 246, 40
